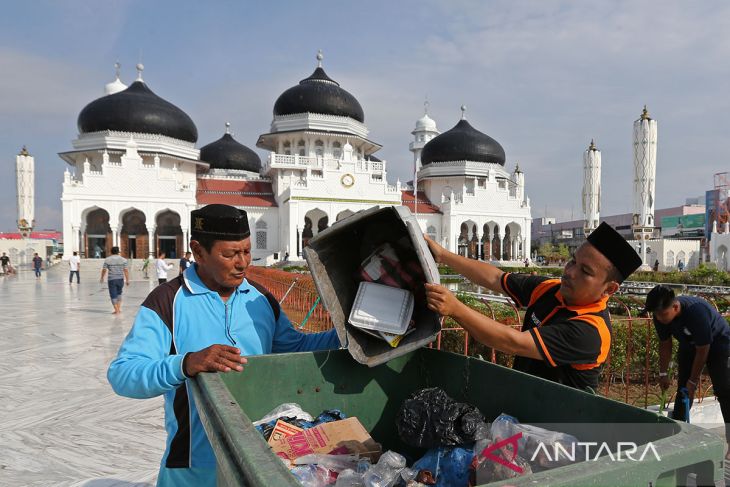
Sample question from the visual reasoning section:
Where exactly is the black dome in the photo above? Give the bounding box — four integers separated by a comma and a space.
200, 132, 261, 172
273, 67, 364, 123
420, 119, 505, 166
77, 81, 198, 143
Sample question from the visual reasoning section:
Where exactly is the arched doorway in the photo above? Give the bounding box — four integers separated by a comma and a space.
85, 208, 112, 258
156, 210, 183, 259
120, 209, 147, 259
336, 210, 355, 222
491, 224, 501, 260
718, 245, 728, 271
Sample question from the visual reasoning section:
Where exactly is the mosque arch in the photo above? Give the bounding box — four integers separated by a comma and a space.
458, 220, 478, 258
665, 250, 675, 268
491, 223, 501, 260
155, 209, 183, 259
505, 222, 522, 261
718, 245, 728, 271
84, 207, 112, 258
120, 208, 147, 259
677, 250, 686, 267
303, 208, 328, 249
336, 210, 355, 222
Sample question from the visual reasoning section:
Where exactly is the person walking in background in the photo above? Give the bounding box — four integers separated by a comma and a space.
69, 251, 81, 284
142, 255, 151, 279
677, 259, 685, 272
100, 246, 129, 314
653, 259, 660, 272
155, 252, 173, 284
1, 252, 9, 275
179, 251, 192, 275
32, 253, 43, 278
645, 285, 730, 458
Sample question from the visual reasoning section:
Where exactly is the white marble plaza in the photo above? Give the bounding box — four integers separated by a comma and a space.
1, 261, 167, 486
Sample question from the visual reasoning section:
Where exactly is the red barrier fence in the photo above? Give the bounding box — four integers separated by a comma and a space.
248, 266, 730, 407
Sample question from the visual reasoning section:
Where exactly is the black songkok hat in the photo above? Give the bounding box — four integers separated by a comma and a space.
586, 222, 642, 282
191, 204, 250, 240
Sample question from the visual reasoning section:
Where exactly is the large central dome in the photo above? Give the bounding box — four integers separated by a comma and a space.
77, 74, 198, 143
273, 60, 364, 123
420, 118, 505, 166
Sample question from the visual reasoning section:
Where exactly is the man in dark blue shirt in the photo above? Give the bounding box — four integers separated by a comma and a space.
646, 285, 730, 457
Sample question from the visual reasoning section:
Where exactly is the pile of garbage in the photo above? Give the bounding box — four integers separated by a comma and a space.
258, 388, 582, 486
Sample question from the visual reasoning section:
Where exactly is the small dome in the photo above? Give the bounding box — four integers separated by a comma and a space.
273, 66, 364, 123
415, 113, 437, 132
104, 62, 127, 95
200, 128, 261, 172
78, 80, 198, 143
420, 119, 505, 166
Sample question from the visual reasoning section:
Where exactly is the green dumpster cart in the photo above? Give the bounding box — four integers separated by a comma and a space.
190, 348, 725, 486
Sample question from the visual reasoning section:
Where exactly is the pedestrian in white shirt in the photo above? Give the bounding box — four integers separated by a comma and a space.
69, 251, 81, 284
155, 252, 173, 284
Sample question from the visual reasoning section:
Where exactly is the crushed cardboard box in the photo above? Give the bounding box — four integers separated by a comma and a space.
269, 417, 381, 462
267, 419, 304, 445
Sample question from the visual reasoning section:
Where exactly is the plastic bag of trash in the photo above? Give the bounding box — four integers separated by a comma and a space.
253, 403, 314, 426
411, 446, 474, 487
294, 454, 367, 473
256, 408, 347, 441
490, 413, 582, 469
396, 387, 489, 448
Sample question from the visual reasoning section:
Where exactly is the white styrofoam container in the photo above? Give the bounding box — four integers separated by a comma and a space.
348, 282, 415, 335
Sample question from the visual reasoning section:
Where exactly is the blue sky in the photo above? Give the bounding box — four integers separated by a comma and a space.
1, 0, 729, 231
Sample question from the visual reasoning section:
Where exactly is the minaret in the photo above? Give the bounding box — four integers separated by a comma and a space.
582, 139, 601, 235
16, 146, 35, 238
409, 99, 440, 175
632, 105, 658, 267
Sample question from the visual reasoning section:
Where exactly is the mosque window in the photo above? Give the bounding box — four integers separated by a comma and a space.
332, 141, 342, 159
255, 220, 267, 249
314, 140, 324, 157
478, 178, 486, 188
283, 141, 291, 155
297, 140, 306, 157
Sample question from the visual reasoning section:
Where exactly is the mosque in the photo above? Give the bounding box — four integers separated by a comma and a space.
57, 53, 532, 264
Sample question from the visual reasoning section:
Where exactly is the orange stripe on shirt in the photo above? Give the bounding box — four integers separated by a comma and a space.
532, 328, 557, 367
500, 272, 523, 307
528, 279, 561, 307
571, 314, 611, 366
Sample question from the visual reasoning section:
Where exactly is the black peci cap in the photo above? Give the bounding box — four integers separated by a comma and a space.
586, 222, 642, 282
191, 204, 250, 240
643, 285, 676, 314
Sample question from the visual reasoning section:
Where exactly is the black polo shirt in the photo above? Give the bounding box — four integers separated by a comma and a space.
653, 296, 730, 353
500, 273, 612, 391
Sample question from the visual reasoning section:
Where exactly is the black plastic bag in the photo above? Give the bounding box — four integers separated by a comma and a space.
396, 387, 489, 448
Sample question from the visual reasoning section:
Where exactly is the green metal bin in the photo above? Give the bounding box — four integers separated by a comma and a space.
190, 348, 725, 486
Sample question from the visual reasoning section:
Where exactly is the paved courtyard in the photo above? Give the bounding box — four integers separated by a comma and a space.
1, 261, 167, 486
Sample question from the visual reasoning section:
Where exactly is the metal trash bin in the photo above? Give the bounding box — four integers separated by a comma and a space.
191, 348, 725, 486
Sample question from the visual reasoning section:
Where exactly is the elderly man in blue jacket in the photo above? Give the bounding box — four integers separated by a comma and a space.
108, 204, 340, 486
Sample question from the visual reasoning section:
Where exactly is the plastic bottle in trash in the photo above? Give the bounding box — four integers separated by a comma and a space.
362, 451, 407, 487
335, 469, 365, 487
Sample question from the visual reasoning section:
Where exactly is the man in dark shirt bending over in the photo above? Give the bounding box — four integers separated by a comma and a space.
645, 284, 730, 457
425, 222, 641, 391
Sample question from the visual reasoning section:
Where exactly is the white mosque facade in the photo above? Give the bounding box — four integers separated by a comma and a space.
58, 57, 532, 264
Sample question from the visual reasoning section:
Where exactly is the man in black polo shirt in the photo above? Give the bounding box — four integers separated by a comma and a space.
645, 285, 730, 456
425, 222, 641, 391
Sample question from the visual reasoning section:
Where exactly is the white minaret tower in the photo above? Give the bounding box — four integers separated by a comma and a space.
16, 146, 35, 238
409, 99, 440, 178
632, 105, 658, 268
582, 139, 601, 235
